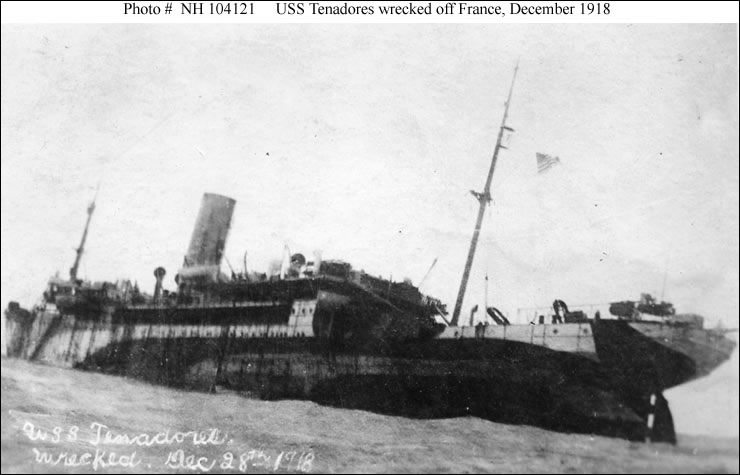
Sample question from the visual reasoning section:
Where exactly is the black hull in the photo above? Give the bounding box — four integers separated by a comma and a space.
76, 333, 651, 442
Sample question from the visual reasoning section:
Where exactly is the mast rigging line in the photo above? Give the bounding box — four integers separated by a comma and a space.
417, 257, 438, 289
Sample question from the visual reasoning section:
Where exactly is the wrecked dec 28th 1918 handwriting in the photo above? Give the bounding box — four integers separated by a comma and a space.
20, 419, 315, 472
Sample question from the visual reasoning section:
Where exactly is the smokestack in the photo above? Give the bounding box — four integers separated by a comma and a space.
179, 193, 236, 284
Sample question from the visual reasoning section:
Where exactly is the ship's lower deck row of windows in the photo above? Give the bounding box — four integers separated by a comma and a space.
106, 324, 316, 339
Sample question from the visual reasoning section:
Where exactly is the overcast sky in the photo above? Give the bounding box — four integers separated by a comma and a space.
1, 22, 738, 436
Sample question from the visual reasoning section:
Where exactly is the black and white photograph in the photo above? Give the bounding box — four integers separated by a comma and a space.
1, 2, 738, 473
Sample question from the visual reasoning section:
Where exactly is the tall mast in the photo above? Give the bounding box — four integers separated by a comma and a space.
450, 63, 519, 326
69, 186, 99, 282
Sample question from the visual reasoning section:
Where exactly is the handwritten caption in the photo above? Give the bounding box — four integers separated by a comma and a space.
22, 420, 314, 472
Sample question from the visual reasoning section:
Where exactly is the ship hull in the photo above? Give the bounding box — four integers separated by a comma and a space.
8, 300, 730, 444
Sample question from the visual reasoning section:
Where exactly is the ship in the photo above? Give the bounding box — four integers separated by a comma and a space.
4, 65, 736, 444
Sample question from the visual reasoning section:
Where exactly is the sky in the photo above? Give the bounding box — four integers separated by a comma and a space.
1, 23, 738, 436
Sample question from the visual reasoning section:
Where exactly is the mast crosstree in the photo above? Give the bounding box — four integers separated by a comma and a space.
450, 63, 519, 326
